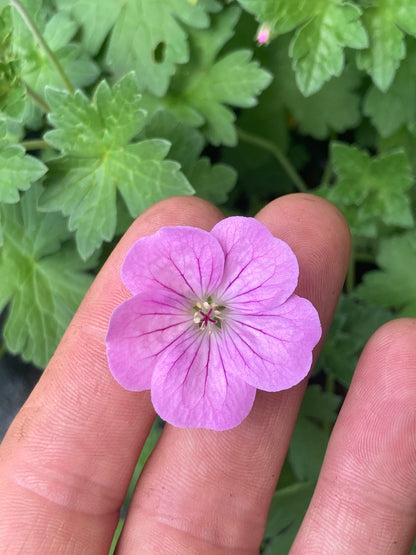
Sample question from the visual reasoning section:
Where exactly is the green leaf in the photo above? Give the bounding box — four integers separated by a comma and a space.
237, 0, 367, 96
141, 110, 237, 204
41, 75, 194, 259
290, 2, 367, 96
58, 0, 220, 95
0, 8, 25, 119
187, 48, 272, 145
379, 127, 416, 175
318, 295, 392, 386
56, 0, 121, 55
357, 0, 416, 91
263, 482, 314, 554
11, 6, 99, 127
0, 184, 95, 367
298, 384, 341, 424
357, 231, 416, 317
187, 158, 236, 204
324, 142, 414, 237
263, 36, 362, 139
0, 142, 47, 204
288, 386, 340, 482
142, 8, 272, 146
236, 0, 314, 35
364, 39, 416, 137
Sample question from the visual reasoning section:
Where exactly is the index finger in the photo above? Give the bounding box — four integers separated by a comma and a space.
0, 197, 222, 553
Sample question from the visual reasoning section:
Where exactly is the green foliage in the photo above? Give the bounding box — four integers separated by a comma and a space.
10, 2, 99, 127
0, 184, 95, 367
357, 231, 416, 317
141, 110, 237, 204
41, 74, 194, 259
0, 7, 25, 118
289, 386, 341, 481
364, 40, 416, 137
0, 142, 46, 205
259, 36, 362, 139
263, 386, 341, 551
57, 0, 220, 95
357, 0, 416, 91
318, 295, 392, 386
236, 0, 367, 95
1, 1, 416, 551
322, 142, 414, 237
263, 482, 315, 554
139, 7, 272, 146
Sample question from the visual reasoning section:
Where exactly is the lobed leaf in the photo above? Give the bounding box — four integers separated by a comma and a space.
0, 184, 95, 367
357, 0, 416, 91
10, 4, 99, 127
237, 0, 367, 96
357, 231, 416, 317
323, 142, 414, 237
318, 295, 392, 386
0, 143, 46, 205
364, 39, 416, 137
261, 36, 362, 139
140, 8, 272, 146
42, 75, 193, 259
141, 110, 237, 204
58, 0, 220, 96
290, 2, 367, 96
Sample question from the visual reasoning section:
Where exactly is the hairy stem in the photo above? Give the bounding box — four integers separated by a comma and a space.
23, 82, 50, 112
20, 139, 49, 150
10, 0, 74, 94
346, 240, 356, 295
237, 127, 308, 193
320, 158, 333, 188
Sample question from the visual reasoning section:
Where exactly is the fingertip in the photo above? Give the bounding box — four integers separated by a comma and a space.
356, 317, 416, 398
365, 317, 416, 355
256, 193, 351, 255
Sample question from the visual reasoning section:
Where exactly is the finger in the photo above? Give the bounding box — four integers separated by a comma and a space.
116, 193, 351, 553
0, 197, 222, 553
291, 318, 416, 554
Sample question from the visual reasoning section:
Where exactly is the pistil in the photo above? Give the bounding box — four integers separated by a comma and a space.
193, 300, 224, 332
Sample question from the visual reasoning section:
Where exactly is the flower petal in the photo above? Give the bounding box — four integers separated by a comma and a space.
223, 295, 321, 391
121, 226, 225, 299
151, 331, 256, 431
106, 290, 191, 391
211, 217, 299, 311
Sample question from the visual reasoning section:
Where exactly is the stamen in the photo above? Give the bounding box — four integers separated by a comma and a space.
193, 299, 225, 332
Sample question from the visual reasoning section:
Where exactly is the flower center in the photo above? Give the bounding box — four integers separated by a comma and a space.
193, 299, 225, 333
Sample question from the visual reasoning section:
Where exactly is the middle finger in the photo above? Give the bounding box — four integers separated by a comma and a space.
117, 193, 351, 553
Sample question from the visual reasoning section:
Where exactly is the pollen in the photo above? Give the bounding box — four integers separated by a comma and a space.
193, 300, 224, 332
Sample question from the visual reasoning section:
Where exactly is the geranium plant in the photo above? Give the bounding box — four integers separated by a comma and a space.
1, 0, 415, 551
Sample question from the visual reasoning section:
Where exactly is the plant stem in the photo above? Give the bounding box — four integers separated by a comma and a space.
346, 240, 356, 294
20, 139, 49, 150
320, 158, 333, 188
236, 127, 308, 193
10, 0, 74, 95
0, 343, 6, 361
24, 82, 50, 112
325, 372, 335, 395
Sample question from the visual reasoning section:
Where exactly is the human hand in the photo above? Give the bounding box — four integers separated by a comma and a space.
0, 194, 415, 554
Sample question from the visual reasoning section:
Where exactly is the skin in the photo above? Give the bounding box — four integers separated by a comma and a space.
0, 193, 415, 554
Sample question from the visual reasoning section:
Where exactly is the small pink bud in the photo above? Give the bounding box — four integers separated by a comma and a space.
257, 24, 271, 45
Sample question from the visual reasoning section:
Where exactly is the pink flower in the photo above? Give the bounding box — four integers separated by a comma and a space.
106, 217, 321, 431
